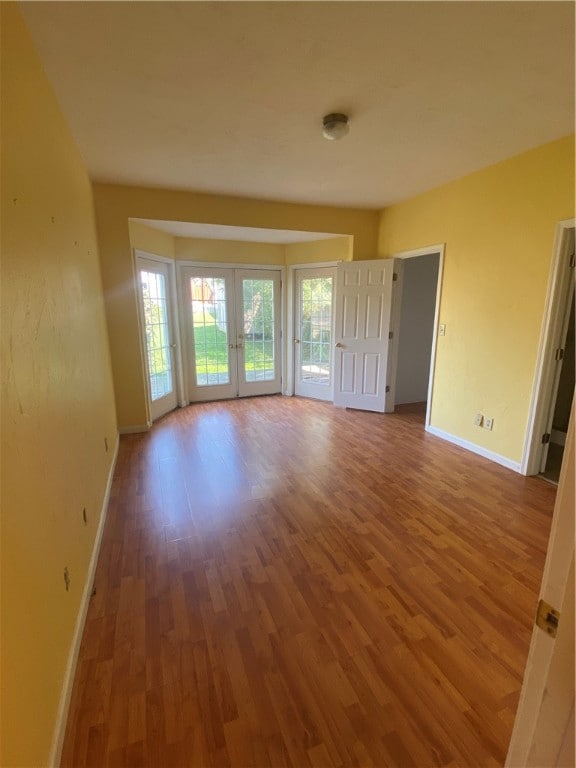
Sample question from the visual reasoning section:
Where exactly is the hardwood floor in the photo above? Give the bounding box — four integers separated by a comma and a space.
61, 396, 556, 767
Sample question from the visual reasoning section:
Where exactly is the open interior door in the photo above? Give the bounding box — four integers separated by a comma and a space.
333, 259, 394, 412
506, 402, 575, 767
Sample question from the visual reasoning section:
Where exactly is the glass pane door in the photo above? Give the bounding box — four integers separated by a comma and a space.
237, 271, 282, 396
137, 257, 178, 421
184, 269, 237, 402
295, 268, 336, 401
181, 267, 282, 402
191, 275, 231, 386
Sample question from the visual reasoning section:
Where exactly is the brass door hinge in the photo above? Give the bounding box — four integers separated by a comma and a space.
542, 433, 551, 444
536, 599, 560, 638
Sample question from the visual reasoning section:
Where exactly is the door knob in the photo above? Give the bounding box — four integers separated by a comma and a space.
335, 342, 344, 348
294, 339, 300, 344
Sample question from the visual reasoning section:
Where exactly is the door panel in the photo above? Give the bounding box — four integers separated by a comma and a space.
182, 268, 237, 402
236, 270, 282, 397
333, 259, 394, 412
294, 268, 336, 401
137, 257, 178, 421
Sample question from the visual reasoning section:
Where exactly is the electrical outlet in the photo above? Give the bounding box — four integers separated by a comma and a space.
63, 567, 71, 592
485, 417, 494, 431
474, 413, 483, 427
439, 324, 446, 336
82, 507, 88, 525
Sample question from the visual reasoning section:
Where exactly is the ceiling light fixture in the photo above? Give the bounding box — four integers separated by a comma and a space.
322, 113, 350, 141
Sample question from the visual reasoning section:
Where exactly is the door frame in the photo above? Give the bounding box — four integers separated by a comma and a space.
386, 244, 445, 427
134, 249, 185, 420
521, 219, 575, 476
177, 261, 285, 404
286, 261, 339, 397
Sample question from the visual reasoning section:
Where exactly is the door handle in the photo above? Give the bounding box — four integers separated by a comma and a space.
229, 343, 236, 349
294, 339, 300, 344
335, 342, 344, 348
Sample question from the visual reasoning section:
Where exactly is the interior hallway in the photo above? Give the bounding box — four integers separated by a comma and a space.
61, 396, 555, 767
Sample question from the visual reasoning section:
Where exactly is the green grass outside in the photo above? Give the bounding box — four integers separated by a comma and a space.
193, 321, 273, 374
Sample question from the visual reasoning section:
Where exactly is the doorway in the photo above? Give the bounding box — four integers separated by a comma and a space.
180, 266, 282, 402
386, 245, 444, 424
394, 253, 440, 408
293, 267, 336, 401
136, 255, 179, 422
522, 221, 575, 477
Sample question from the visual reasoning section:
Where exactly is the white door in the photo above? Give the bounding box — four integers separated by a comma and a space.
235, 269, 282, 397
506, 403, 574, 767
294, 267, 336, 401
136, 256, 179, 421
181, 267, 282, 402
333, 259, 394, 412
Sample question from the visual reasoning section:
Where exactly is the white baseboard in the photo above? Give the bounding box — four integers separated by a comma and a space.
426, 425, 522, 473
48, 433, 120, 767
119, 423, 150, 434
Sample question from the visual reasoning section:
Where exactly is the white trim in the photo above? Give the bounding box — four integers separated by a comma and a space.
119, 423, 150, 434
288, 260, 339, 270
390, 243, 445, 261
389, 244, 445, 428
385, 259, 405, 412
521, 219, 575, 476
48, 434, 120, 768
426, 425, 521, 473
133, 248, 174, 265
177, 259, 283, 271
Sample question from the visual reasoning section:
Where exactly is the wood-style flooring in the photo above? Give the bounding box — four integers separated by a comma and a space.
61, 396, 556, 767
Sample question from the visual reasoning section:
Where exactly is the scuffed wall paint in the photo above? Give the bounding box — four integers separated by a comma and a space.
0, 6, 117, 766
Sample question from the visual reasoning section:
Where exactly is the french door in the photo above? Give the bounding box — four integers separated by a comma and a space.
294, 267, 336, 401
181, 267, 282, 402
136, 256, 179, 421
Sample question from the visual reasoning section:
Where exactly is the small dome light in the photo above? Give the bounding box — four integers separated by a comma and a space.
322, 113, 350, 141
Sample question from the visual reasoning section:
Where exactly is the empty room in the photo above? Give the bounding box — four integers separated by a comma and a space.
1, 2, 575, 767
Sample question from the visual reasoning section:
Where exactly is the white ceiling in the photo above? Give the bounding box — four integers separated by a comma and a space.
22, 2, 575, 209
132, 219, 346, 244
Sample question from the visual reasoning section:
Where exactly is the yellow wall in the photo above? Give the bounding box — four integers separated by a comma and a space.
128, 219, 175, 259
285, 236, 352, 264
379, 136, 575, 462
175, 236, 285, 264
0, 6, 118, 766
95, 183, 378, 428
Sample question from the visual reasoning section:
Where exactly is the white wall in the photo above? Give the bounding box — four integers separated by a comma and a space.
395, 253, 440, 405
